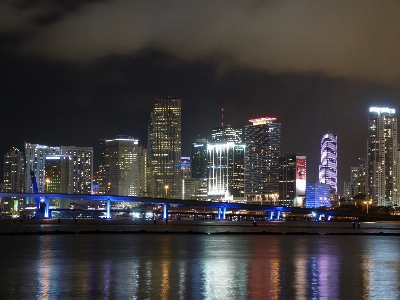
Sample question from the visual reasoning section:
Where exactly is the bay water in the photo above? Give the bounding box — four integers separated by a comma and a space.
0, 221, 400, 299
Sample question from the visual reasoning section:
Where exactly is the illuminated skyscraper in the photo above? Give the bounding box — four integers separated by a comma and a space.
25, 143, 61, 193
148, 97, 182, 198
211, 108, 243, 143
25, 143, 93, 194
60, 146, 93, 194
211, 126, 243, 143
279, 154, 306, 207
318, 133, 337, 194
98, 136, 140, 196
207, 142, 245, 201
190, 138, 208, 179
3, 147, 25, 193
367, 107, 398, 206
45, 155, 72, 208
244, 117, 281, 203
3, 147, 26, 214
44, 155, 71, 194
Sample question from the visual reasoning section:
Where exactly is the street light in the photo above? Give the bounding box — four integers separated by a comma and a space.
164, 185, 169, 199
45, 178, 50, 193
364, 201, 371, 213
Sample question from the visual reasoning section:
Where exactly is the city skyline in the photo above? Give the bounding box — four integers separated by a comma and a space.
2, 2, 400, 193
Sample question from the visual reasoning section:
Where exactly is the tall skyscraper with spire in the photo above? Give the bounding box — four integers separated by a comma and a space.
207, 109, 245, 201
367, 107, 398, 206
147, 97, 182, 198
319, 133, 338, 194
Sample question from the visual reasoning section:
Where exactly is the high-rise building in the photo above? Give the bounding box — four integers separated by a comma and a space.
345, 158, 367, 200
181, 157, 191, 179
44, 155, 71, 194
367, 107, 398, 206
3, 147, 25, 193
25, 143, 61, 193
147, 97, 182, 198
207, 142, 245, 201
61, 146, 93, 194
45, 155, 72, 208
3, 147, 26, 214
244, 117, 281, 203
137, 147, 148, 197
190, 138, 208, 179
319, 133, 338, 194
211, 126, 243, 143
98, 136, 140, 196
25, 143, 93, 195
279, 154, 306, 207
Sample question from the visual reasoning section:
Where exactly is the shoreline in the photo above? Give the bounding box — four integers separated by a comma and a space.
1, 229, 399, 236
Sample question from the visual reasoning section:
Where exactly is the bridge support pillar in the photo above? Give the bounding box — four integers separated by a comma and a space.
269, 211, 274, 220
163, 203, 168, 220
327, 215, 331, 221
45, 197, 50, 218
222, 206, 226, 220
275, 210, 281, 220
106, 199, 111, 219
218, 207, 222, 220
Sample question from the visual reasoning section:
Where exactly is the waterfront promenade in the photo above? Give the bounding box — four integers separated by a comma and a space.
1, 218, 400, 235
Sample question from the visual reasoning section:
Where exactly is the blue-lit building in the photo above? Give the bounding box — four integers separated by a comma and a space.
305, 183, 330, 208
318, 133, 337, 194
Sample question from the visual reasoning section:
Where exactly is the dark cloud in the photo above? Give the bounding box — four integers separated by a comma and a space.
3, 1, 400, 83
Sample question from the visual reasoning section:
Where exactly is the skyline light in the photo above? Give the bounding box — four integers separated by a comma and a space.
2, 2, 400, 194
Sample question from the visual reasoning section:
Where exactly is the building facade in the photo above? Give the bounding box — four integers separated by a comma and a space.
346, 158, 367, 200
44, 155, 71, 194
3, 147, 25, 193
190, 138, 208, 179
279, 154, 306, 207
25, 143, 93, 195
98, 136, 140, 196
305, 183, 330, 208
244, 117, 281, 203
207, 142, 245, 201
147, 97, 182, 198
182, 178, 208, 200
3, 148, 25, 213
367, 107, 399, 206
25, 143, 61, 193
319, 133, 338, 194
60, 146, 93, 194
211, 125, 243, 143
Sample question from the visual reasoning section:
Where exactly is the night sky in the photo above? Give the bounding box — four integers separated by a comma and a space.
2, 1, 400, 192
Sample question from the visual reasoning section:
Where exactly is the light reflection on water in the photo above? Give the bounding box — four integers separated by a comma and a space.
1, 234, 400, 299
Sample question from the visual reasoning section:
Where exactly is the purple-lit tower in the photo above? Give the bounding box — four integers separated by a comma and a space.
318, 133, 337, 194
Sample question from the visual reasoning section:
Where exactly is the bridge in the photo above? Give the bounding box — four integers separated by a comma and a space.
0, 192, 398, 221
